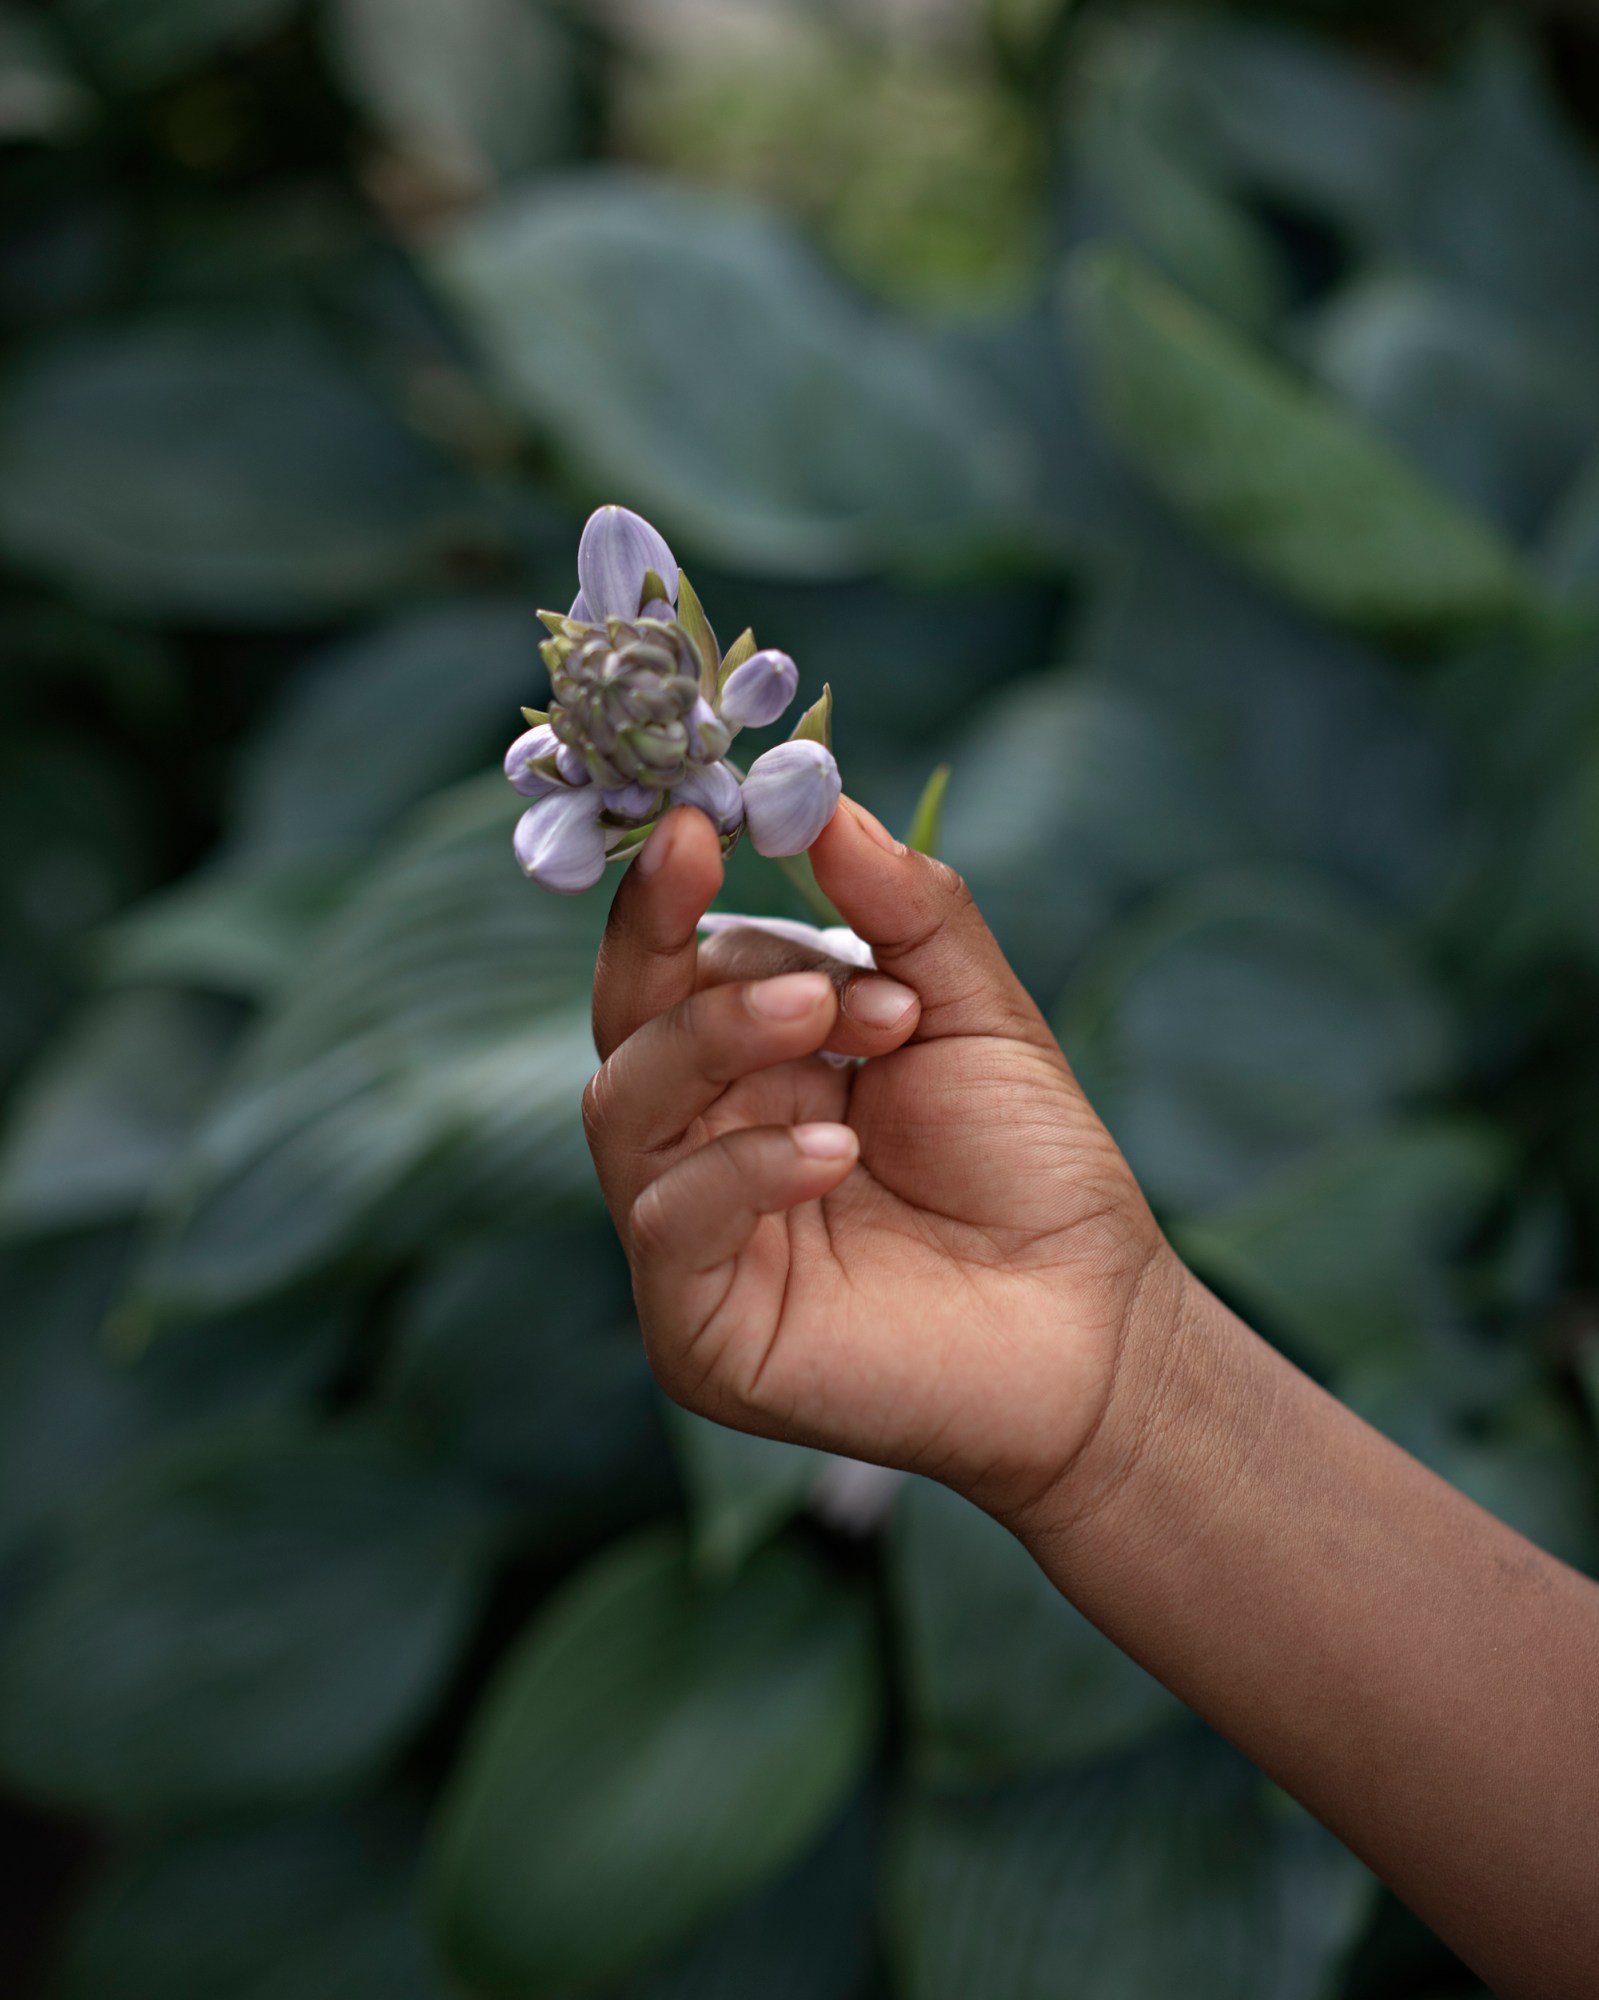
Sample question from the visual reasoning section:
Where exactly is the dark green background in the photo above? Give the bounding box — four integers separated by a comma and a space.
2, 2, 1597, 1994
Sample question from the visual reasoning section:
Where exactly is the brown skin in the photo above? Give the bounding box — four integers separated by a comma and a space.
584, 800, 1599, 2000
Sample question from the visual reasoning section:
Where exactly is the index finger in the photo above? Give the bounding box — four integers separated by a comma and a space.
592, 807, 724, 1061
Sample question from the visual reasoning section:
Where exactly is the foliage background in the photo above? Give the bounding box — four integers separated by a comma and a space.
3, 0, 1599, 1994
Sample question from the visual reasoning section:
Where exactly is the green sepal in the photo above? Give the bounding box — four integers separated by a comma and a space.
775, 850, 842, 925
788, 682, 832, 751
717, 627, 758, 689
639, 566, 673, 612
520, 706, 548, 728
675, 570, 721, 697
605, 824, 658, 866
904, 762, 950, 857
538, 607, 581, 637
539, 635, 571, 675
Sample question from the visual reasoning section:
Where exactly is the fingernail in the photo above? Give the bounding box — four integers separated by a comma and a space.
792, 1122, 857, 1161
845, 974, 917, 1028
844, 798, 906, 856
749, 971, 832, 1020
635, 814, 674, 877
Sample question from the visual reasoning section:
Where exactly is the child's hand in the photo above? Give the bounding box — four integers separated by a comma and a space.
582, 798, 1175, 1521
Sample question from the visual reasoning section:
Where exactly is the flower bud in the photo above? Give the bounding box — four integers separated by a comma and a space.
513, 788, 609, 894
576, 505, 678, 623
555, 742, 590, 787
602, 779, 656, 819
740, 740, 841, 857
719, 649, 798, 730
504, 723, 560, 797
672, 758, 743, 833
687, 696, 731, 764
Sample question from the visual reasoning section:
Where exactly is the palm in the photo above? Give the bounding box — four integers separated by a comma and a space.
675, 1023, 1154, 1508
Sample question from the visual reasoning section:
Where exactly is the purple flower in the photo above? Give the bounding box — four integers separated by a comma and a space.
503, 723, 561, 797
602, 779, 657, 819
720, 649, 798, 730
697, 911, 872, 967
740, 740, 842, 857
513, 788, 609, 894
672, 759, 744, 833
576, 505, 678, 623
687, 696, 731, 764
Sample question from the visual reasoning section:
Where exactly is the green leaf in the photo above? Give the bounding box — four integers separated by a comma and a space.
788, 682, 832, 750
0, 5, 95, 139
57, 1805, 443, 2000
890, 1479, 1181, 1782
433, 176, 1024, 575
717, 627, 758, 685
0, 990, 235, 1234
129, 778, 605, 1317
383, 1232, 672, 1531
667, 1407, 823, 1579
327, 0, 576, 189
886, 1734, 1373, 2000
1067, 246, 1530, 631
0, 1423, 492, 1817
429, 1527, 879, 1997
1058, 869, 1455, 1212
56, 0, 297, 87
903, 763, 950, 858
0, 320, 480, 620
230, 600, 548, 863
1175, 1121, 1509, 1378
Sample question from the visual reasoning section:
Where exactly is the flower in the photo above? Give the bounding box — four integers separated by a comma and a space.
720, 649, 799, 730
696, 911, 873, 968
740, 739, 842, 856
576, 505, 678, 622
513, 787, 609, 894
504, 503, 840, 890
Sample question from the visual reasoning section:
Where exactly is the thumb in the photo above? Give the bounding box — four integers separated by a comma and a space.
808, 798, 1056, 1049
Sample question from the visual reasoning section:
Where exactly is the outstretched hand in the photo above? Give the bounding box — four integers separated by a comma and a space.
582, 798, 1173, 1520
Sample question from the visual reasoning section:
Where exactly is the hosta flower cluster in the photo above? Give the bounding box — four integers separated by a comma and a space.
505, 506, 841, 893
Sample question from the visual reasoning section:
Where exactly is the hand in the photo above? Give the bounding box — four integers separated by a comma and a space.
582, 798, 1175, 1520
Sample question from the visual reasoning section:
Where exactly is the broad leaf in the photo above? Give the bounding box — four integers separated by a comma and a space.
57, 1805, 442, 2000
0, 320, 480, 619
667, 1406, 823, 1579
887, 1734, 1373, 2000
433, 175, 1025, 574
1059, 869, 1454, 1212
889, 1478, 1180, 1782
429, 1527, 879, 1997
0, 1423, 492, 1817
1069, 247, 1530, 631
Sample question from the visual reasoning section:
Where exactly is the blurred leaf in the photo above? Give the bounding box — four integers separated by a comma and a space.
433, 174, 1026, 575
230, 598, 545, 862
329, 0, 576, 190
1079, 524, 1474, 918
1059, 870, 1454, 1212
0, 990, 235, 1235
1175, 1121, 1509, 1378
1543, 447, 1599, 598
0, 1423, 491, 1818
613, 1797, 878, 2000
0, 5, 94, 140
1150, 16, 1422, 237
384, 1231, 673, 1531
130, 778, 603, 1316
429, 1527, 879, 1997
0, 319, 481, 620
903, 763, 949, 857
55, 0, 298, 88
1388, 28, 1599, 343
939, 673, 1244, 1004
886, 1733, 1372, 2000
1305, 275, 1599, 541
890, 1478, 1180, 1783
667, 1407, 822, 1580
1069, 247, 1531, 632
0, 1233, 344, 1556
58, 1804, 442, 2000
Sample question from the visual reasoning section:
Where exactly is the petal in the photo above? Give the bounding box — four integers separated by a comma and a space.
513, 789, 608, 894
696, 911, 873, 968
569, 589, 593, 622
503, 723, 560, 797
576, 505, 679, 622
740, 740, 842, 857
719, 649, 799, 730
602, 779, 657, 819
673, 759, 744, 833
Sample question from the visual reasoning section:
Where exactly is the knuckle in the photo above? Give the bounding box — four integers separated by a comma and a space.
580, 1065, 614, 1148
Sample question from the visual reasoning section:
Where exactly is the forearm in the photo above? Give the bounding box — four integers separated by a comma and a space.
1009, 1252, 1599, 2000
